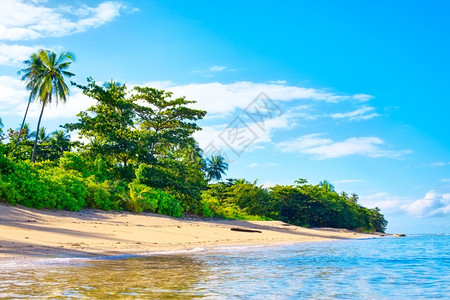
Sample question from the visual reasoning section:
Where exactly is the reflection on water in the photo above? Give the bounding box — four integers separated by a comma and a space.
0, 256, 207, 299
1, 235, 449, 299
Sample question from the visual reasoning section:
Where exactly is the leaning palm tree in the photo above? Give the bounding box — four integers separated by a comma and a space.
13, 52, 45, 158
0, 117, 4, 141
205, 155, 229, 181
23, 49, 75, 162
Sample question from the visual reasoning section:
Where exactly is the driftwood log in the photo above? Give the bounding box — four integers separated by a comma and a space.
230, 227, 262, 233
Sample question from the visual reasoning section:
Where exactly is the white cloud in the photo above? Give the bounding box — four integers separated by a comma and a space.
193, 66, 232, 75
0, 75, 94, 121
261, 181, 278, 188
331, 106, 379, 121
359, 192, 408, 213
209, 66, 227, 72
145, 81, 374, 114
441, 179, 450, 182
0, 76, 28, 112
430, 162, 447, 167
25, 91, 95, 120
0, 44, 45, 65
352, 94, 374, 102
194, 112, 293, 153
277, 134, 411, 159
332, 179, 364, 184
248, 162, 277, 168
0, 0, 125, 41
278, 133, 331, 151
360, 191, 450, 218
402, 191, 450, 217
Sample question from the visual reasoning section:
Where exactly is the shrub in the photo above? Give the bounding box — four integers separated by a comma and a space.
84, 176, 121, 211
59, 152, 90, 176
124, 181, 183, 217
135, 161, 205, 212
0, 155, 86, 211
200, 192, 269, 221
39, 168, 87, 211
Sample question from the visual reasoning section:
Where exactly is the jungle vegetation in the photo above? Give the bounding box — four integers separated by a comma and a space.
0, 50, 387, 233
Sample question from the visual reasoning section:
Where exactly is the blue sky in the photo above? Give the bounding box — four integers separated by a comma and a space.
0, 0, 449, 233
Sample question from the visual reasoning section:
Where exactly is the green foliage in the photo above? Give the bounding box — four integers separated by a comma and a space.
135, 160, 206, 212
59, 152, 112, 181
0, 155, 85, 211
39, 168, 87, 211
4, 124, 34, 161
124, 181, 183, 217
0, 153, 123, 211
64, 79, 207, 184
2, 73, 388, 230
65, 80, 138, 178
124, 181, 158, 213
59, 152, 90, 176
131, 86, 206, 159
201, 189, 271, 221
84, 177, 123, 211
156, 191, 183, 218
269, 184, 313, 226
202, 178, 388, 232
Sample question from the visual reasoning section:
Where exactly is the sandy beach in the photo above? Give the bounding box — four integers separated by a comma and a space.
0, 203, 380, 261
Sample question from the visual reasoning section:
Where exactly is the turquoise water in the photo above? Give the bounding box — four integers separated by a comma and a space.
1, 234, 449, 299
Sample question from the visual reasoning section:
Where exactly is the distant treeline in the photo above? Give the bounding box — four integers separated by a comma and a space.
0, 79, 387, 233
203, 179, 387, 233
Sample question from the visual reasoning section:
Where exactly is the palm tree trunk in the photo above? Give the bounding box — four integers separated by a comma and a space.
11, 97, 32, 158
31, 97, 47, 163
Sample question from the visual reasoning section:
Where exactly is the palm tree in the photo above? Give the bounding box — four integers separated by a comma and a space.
30, 127, 50, 144
21, 49, 75, 162
340, 191, 348, 200
13, 52, 45, 158
349, 193, 359, 204
49, 130, 71, 154
319, 180, 335, 193
205, 155, 228, 181
0, 117, 3, 138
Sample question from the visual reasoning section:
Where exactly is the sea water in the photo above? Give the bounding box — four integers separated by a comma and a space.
0, 234, 449, 299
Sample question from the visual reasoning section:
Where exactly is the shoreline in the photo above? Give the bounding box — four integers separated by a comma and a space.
0, 203, 384, 262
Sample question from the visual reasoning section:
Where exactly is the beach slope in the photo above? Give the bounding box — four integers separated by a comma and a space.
0, 204, 377, 260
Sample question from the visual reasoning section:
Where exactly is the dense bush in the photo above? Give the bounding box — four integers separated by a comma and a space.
0, 152, 185, 217
0, 155, 86, 211
135, 160, 205, 212
200, 190, 271, 221
125, 181, 183, 217
204, 179, 387, 232
0, 145, 387, 231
